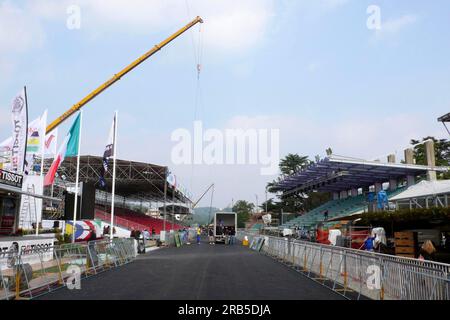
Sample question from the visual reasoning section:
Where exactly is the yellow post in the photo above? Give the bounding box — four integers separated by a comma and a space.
15, 267, 20, 299
303, 250, 307, 271
320, 255, 323, 278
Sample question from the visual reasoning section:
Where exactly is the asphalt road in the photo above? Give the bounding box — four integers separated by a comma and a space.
39, 239, 343, 300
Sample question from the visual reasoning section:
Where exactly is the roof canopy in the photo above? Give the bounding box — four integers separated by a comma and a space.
438, 113, 450, 122
277, 156, 449, 194
45, 155, 191, 204
390, 180, 450, 201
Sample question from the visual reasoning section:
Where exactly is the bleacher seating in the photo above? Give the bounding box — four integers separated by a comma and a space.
250, 223, 264, 230
95, 206, 183, 234
281, 187, 406, 230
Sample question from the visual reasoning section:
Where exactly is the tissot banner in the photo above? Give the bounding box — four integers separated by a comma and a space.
10, 88, 28, 174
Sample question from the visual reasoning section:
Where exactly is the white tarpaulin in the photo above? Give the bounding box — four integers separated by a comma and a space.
328, 229, 342, 246
390, 180, 450, 201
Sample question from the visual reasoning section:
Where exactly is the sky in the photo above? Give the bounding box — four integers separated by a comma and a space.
0, 0, 449, 208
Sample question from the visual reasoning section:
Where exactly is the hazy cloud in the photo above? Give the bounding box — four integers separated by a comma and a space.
372, 14, 418, 42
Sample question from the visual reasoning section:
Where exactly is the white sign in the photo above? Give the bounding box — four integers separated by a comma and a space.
0, 237, 55, 270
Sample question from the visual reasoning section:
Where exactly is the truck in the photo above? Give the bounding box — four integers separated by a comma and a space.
213, 212, 237, 244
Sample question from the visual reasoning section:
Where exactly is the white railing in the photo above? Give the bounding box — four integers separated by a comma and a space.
237, 231, 450, 300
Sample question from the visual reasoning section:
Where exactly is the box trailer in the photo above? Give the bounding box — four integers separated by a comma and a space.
214, 212, 237, 243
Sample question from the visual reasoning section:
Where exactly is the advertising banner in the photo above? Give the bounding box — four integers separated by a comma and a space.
0, 237, 55, 270
10, 88, 28, 174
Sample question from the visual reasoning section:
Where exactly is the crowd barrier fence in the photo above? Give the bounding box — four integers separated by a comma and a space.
237, 230, 450, 300
0, 238, 136, 300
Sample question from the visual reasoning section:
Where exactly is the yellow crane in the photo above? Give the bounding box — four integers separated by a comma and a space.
46, 16, 203, 134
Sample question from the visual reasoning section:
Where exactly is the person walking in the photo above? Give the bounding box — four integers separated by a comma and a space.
196, 226, 201, 245
323, 210, 329, 221
419, 240, 437, 261
208, 227, 215, 245
229, 227, 236, 245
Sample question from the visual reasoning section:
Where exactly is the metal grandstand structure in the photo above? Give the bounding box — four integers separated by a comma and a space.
42, 155, 192, 218
438, 112, 450, 135
277, 155, 449, 195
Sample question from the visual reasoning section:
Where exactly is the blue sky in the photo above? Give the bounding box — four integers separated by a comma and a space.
0, 0, 449, 207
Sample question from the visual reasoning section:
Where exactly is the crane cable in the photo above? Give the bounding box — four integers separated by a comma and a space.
185, 0, 205, 211
208, 184, 215, 225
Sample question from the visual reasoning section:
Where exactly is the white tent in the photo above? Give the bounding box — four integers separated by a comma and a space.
390, 180, 450, 201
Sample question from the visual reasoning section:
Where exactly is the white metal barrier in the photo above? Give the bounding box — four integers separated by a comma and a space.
237, 231, 450, 300
0, 238, 136, 300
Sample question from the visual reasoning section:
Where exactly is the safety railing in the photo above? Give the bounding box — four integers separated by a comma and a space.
237, 231, 450, 300
0, 238, 136, 300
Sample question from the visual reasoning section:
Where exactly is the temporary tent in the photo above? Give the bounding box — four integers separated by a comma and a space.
390, 180, 450, 201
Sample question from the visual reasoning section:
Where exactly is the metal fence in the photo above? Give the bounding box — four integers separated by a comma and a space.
0, 238, 136, 300
237, 231, 450, 300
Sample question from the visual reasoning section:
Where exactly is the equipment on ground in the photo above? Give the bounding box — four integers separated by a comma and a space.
262, 214, 272, 225
282, 228, 293, 237
46, 16, 203, 134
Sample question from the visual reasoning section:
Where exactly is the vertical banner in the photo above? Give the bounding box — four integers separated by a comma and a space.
10, 88, 28, 174
18, 175, 44, 230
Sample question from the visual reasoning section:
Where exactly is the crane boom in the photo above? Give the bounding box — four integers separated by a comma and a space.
192, 183, 214, 209
46, 16, 203, 134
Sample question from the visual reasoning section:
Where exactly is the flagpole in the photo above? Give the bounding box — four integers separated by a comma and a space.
110, 111, 118, 242
37, 110, 47, 236
72, 111, 83, 243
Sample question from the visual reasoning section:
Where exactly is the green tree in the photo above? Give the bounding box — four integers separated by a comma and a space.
411, 137, 450, 179
232, 200, 254, 228
279, 154, 311, 176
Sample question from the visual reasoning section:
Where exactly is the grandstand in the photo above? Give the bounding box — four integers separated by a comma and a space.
276, 152, 449, 230
42, 155, 191, 236
283, 187, 407, 230
95, 208, 183, 233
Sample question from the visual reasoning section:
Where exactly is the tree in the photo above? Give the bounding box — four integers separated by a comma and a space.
232, 200, 254, 228
279, 154, 311, 176
411, 137, 450, 179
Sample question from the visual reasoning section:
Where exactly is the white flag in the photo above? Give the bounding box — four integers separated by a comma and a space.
0, 137, 12, 171
44, 128, 58, 158
24, 110, 47, 175
11, 88, 28, 173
